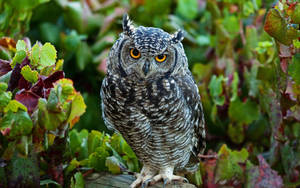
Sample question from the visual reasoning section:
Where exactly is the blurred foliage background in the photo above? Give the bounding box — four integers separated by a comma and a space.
1, 0, 300, 187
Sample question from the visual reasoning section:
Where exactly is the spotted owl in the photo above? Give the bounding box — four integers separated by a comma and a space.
100, 14, 206, 188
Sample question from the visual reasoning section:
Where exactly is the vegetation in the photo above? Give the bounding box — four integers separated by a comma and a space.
0, 0, 299, 187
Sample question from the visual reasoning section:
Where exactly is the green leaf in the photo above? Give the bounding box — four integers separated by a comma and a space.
192, 63, 212, 80
292, 122, 300, 138
187, 168, 202, 186
11, 50, 26, 68
16, 136, 29, 155
247, 115, 269, 141
21, 65, 38, 83
55, 59, 64, 71
31, 43, 40, 67
4, 100, 27, 113
208, 75, 225, 106
87, 130, 103, 155
243, 1, 255, 17
16, 40, 27, 51
0, 110, 33, 138
196, 35, 210, 46
144, 0, 172, 16
244, 26, 258, 59
7, 0, 50, 10
245, 64, 259, 97
215, 144, 249, 182
0, 83, 12, 109
110, 133, 124, 154
10, 40, 28, 68
122, 155, 140, 172
68, 93, 86, 126
38, 94, 68, 131
54, 78, 75, 102
69, 129, 89, 160
290, 3, 300, 24
64, 30, 81, 51
65, 159, 81, 176
0, 71, 12, 84
223, 15, 240, 39
105, 156, 122, 174
229, 99, 260, 124
40, 42, 57, 68
257, 65, 276, 82
289, 56, 300, 84
264, 8, 298, 45
37, 98, 51, 129
40, 179, 61, 186
0, 82, 8, 92
39, 22, 61, 45
294, 39, 300, 49
122, 139, 136, 159
46, 89, 60, 112
88, 147, 110, 171
230, 72, 239, 101
206, 0, 221, 19
105, 142, 126, 165
280, 144, 297, 177
76, 42, 92, 71
228, 124, 244, 144
71, 172, 84, 188
176, 0, 198, 20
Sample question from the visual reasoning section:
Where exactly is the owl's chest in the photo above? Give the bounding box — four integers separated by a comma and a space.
103, 75, 183, 118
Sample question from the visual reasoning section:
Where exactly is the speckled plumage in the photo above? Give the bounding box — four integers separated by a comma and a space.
100, 14, 206, 187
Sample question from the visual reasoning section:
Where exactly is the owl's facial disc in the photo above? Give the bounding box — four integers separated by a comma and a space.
132, 56, 159, 78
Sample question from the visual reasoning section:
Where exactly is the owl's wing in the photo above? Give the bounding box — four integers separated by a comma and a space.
100, 76, 118, 132
176, 73, 206, 157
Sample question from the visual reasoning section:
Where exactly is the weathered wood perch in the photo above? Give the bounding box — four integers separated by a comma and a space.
85, 173, 196, 188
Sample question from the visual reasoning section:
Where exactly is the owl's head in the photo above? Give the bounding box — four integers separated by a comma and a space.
108, 14, 188, 80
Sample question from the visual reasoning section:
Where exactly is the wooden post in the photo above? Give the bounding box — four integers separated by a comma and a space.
85, 173, 196, 188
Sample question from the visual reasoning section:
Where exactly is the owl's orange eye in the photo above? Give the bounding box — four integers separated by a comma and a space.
155, 54, 167, 62
130, 48, 141, 59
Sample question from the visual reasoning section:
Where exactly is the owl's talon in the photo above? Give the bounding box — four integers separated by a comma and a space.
163, 178, 170, 188
151, 172, 187, 187
183, 178, 189, 183
134, 172, 141, 178
130, 165, 157, 188
141, 178, 151, 188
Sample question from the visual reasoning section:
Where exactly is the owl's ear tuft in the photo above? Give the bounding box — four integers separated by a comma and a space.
122, 14, 135, 37
170, 30, 184, 44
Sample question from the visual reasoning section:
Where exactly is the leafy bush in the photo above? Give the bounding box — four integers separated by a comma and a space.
0, 38, 141, 187
0, 0, 300, 187
0, 38, 87, 187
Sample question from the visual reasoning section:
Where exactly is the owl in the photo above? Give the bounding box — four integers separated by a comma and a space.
100, 14, 206, 188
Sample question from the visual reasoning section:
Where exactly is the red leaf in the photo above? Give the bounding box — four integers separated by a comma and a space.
203, 153, 218, 188
18, 76, 32, 90
0, 59, 12, 76
7, 63, 21, 91
97, 57, 107, 74
254, 155, 283, 188
15, 89, 40, 114
31, 78, 45, 97
8, 57, 31, 91
44, 71, 64, 88
0, 128, 10, 136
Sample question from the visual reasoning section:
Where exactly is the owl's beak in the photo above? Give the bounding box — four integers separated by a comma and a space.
142, 61, 150, 76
